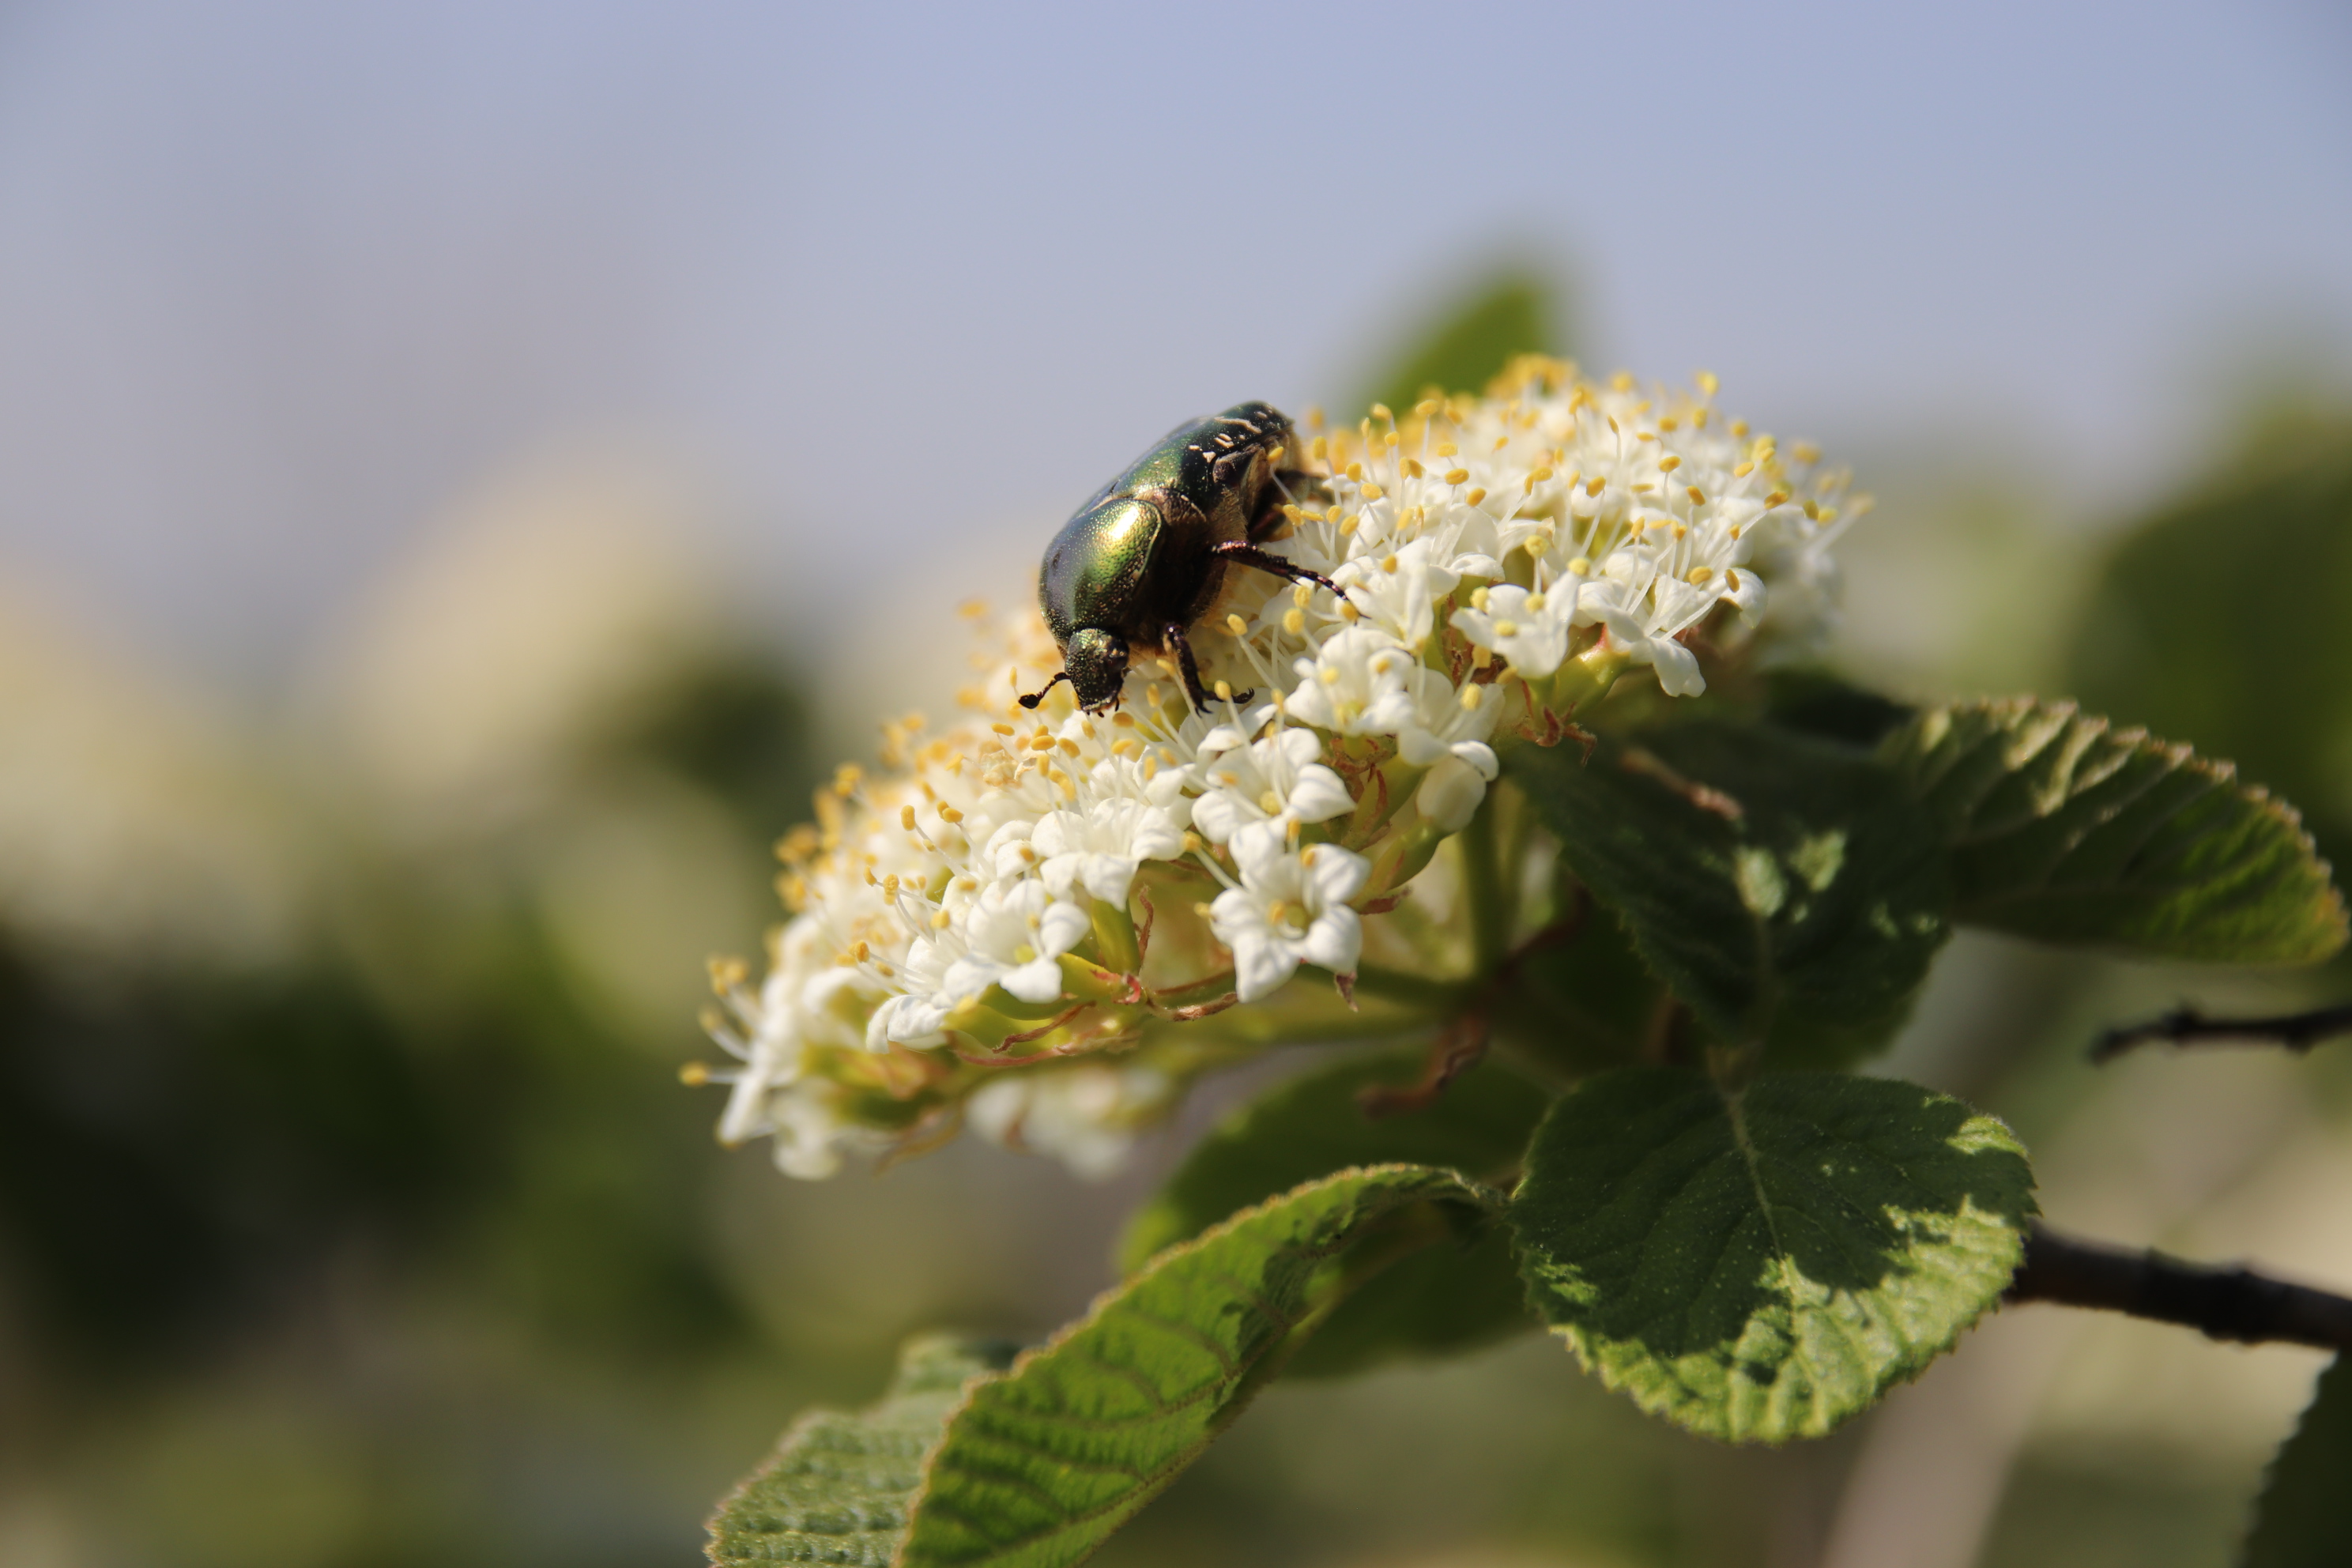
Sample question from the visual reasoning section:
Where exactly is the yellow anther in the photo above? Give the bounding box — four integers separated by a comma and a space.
900, 805, 917, 831
1461, 683, 1485, 711
1804, 499, 1822, 520
679, 1061, 711, 1086
991, 722, 1016, 735
1183, 831, 1204, 854
1687, 485, 1706, 504
1325, 503, 1343, 522
1360, 481, 1385, 500
1472, 644, 1492, 669
1494, 620, 1519, 638
1766, 489, 1789, 507
1227, 613, 1249, 636
1112, 709, 1136, 726
1731, 419, 1750, 437
1383, 430, 1400, 449
1265, 445, 1283, 467
1464, 487, 1487, 506
1291, 582, 1313, 607
1400, 457, 1423, 478
1310, 435, 1329, 461
1346, 462, 1365, 481
1696, 370, 1720, 397
1793, 441, 1821, 464
1658, 416, 1679, 432
1260, 790, 1282, 813
1470, 586, 1490, 610
1444, 467, 1469, 485
1283, 608, 1306, 635
1691, 408, 1710, 427
1658, 454, 1681, 473
1214, 679, 1234, 701
1687, 567, 1713, 585
1266, 899, 1291, 925
1338, 601, 1361, 622
1435, 440, 1459, 458
1381, 553, 1399, 574
1370, 402, 1393, 423
937, 804, 963, 824
931, 909, 952, 929
1193, 901, 1213, 918
850, 940, 870, 963
1526, 592, 1546, 611
1733, 462, 1755, 478
1320, 665, 1341, 684
1585, 476, 1605, 496
1636, 431, 1658, 443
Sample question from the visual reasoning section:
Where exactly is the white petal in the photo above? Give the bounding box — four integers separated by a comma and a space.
1298, 906, 1362, 974
1231, 931, 1299, 1002
1036, 898, 1093, 956
1189, 788, 1253, 845
1284, 764, 1355, 824
1001, 955, 1067, 1004
1298, 842, 1370, 906
1646, 637, 1706, 697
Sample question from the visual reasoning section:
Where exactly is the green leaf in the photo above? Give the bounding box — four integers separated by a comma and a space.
707, 1334, 1017, 1566
1362, 270, 1558, 416
1881, 698, 2348, 963
2069, 436, 2352, 876
902, 1165, 1499, 1568
1486, 890, 1664, 1075
1509, 1068, 2035, 1443
1117, 1050, 1551, 1378
1510, 722, 1951, 1068
2244, 1354, 2352, 1568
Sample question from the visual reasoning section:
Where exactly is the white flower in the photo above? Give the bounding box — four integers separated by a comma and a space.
1453, 582, 1577, 679
1415, 753, 1491, 832
1208, 834, 1370, 1001
1334, 536, 1458, 650
1189, 726, 1355, 846
1283, 627, 1420, 737
699, 367, 1865, 1176
939, 879, 1091, 1005
965, 1064, 1173, 1180
1031, 797, 1183, 904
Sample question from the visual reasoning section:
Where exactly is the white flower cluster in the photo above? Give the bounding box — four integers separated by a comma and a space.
694, 363, 1861, 1178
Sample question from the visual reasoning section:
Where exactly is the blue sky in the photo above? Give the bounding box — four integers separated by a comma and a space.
2, 0, 2347, 679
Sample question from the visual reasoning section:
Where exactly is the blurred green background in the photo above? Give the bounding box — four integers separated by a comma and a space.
6, 6, 2352, 1566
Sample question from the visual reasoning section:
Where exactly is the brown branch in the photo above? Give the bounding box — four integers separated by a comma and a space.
2004, 1222, 2352, 1351
2090, 1001, 2352, 1064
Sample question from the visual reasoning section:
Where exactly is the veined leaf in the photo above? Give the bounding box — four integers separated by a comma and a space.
1118, 1050, 1550, 1378
2244, 1354, 2352, 1568
1509, 1069, 2034, 1442
1511, 722, 1950, 1068
1881, 698, 2347, 963
707, 1335, 1016, 1566
902, 1165, 1498, 1568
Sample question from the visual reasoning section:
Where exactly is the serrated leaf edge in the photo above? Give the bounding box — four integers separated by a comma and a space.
894, 1163, 1502, 1568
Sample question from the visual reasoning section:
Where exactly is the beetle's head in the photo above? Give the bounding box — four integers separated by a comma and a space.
1063, 628, 1130, 712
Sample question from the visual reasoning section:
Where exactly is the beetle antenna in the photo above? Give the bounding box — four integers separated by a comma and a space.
1017, 672, 1071, 710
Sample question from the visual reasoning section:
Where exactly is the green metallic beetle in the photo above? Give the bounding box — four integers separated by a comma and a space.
1023, 401, 1337, 716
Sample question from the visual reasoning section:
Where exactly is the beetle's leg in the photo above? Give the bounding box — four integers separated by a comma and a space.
1211, 540, 1339, 597
1017, 671, 1071, 710
1250, 470, 1334, 543
1163, 622, 1251, 714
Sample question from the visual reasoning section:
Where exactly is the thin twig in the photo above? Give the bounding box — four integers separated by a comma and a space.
2089, 1001, 2352, 1064
2004, 1222, 2352, 1351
